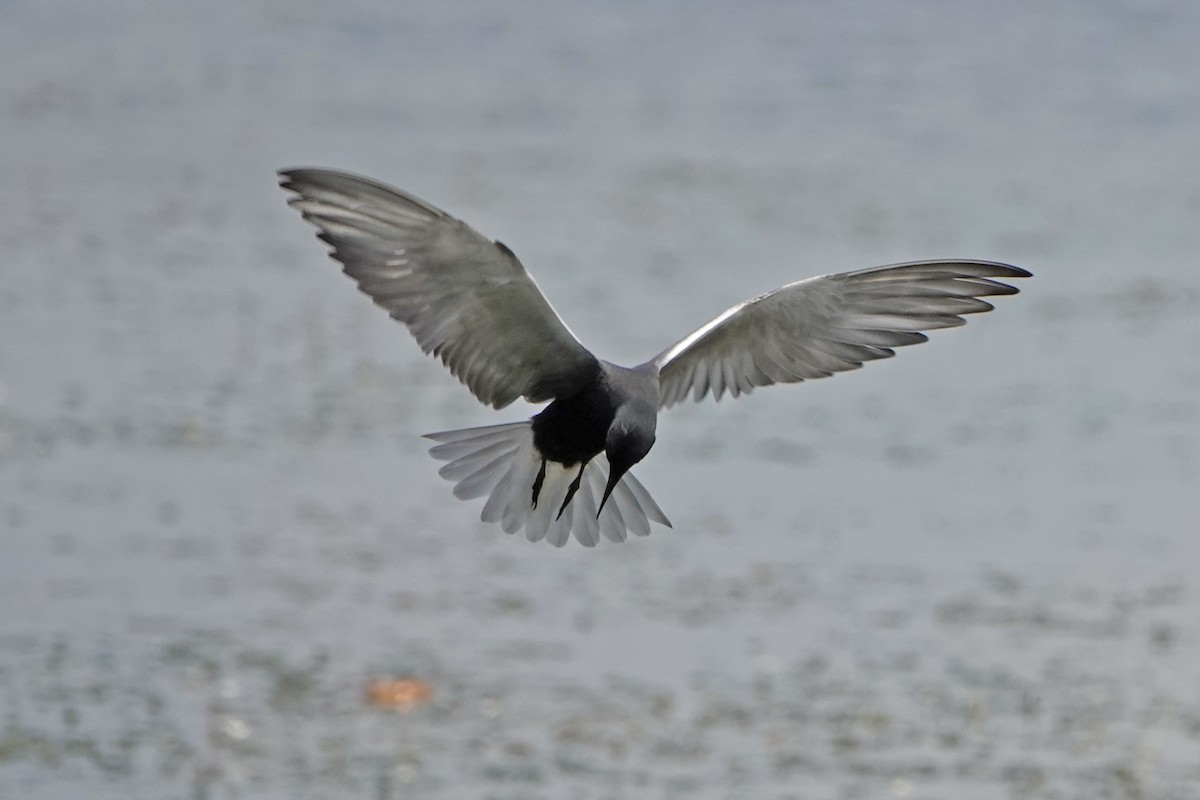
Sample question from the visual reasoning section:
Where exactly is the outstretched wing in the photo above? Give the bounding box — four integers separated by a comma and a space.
653, 260, 1030, 407
279, 168, 600, 408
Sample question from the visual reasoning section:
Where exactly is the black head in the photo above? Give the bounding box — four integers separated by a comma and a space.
598, 405, 657, 517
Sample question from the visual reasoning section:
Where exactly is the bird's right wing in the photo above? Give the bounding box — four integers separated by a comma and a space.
279, 168, 600, 408
653, 260, 1030, 407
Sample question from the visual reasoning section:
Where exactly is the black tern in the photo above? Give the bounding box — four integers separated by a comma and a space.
279, 168, 1030, 548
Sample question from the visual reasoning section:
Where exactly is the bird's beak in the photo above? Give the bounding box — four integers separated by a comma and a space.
597, 469, 623, 518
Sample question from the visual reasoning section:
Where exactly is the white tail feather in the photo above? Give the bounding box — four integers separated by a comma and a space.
424, 421, 672, 547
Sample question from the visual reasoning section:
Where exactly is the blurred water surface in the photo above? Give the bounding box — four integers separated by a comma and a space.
2, 1, 1199, 798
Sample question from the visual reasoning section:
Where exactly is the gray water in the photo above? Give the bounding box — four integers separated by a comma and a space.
3, 1, 1200, 798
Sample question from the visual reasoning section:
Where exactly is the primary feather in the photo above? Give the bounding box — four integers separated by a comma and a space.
653, 260, 1030, 407
278, 168, 600, 409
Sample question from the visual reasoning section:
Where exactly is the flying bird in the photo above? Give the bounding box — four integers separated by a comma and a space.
278, 168, 1029, 548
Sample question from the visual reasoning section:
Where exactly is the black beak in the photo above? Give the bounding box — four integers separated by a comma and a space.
597, 468, 624, 518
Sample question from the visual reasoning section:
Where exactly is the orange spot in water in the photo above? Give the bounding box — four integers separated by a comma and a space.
366, 678, 433, 711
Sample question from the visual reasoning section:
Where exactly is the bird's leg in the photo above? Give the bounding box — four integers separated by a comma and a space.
556, 462, 587, 520
531, 459, 547, 508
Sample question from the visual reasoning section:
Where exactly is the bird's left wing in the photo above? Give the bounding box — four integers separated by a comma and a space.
653, 260, 1030, 407
279, 168, 600, 409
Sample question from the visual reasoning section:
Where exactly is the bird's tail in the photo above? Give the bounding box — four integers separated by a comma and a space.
424, 421, 671, 547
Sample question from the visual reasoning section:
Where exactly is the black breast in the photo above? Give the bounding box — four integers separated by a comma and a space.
530, 379, 616, 467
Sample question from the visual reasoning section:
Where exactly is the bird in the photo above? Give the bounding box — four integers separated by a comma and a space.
278, 167, 1030, 548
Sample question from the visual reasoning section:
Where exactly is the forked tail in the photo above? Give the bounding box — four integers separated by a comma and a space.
424, 421, 671, 547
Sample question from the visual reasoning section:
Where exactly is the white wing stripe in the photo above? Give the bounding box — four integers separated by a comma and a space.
655, 301, 747, 369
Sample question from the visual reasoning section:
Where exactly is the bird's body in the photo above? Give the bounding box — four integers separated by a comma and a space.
279, 167, 1030, 547
531, 362, 649, 468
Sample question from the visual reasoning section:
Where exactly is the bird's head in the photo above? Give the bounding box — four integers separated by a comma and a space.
599, 402, 657, 517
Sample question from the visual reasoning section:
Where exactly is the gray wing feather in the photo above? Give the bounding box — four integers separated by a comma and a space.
279, 168, 600, 408
653, 260, 1030, 407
